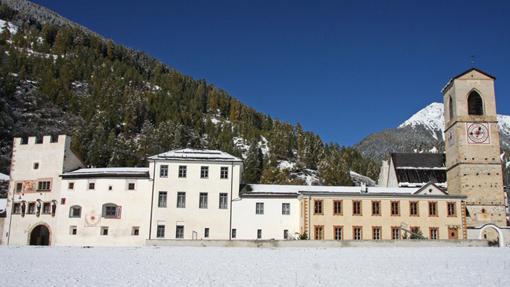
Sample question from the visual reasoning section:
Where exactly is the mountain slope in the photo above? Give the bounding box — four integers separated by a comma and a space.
0, 1, 379, 184
356, 102, 510, 162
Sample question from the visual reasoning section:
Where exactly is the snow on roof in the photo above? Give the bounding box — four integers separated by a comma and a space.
149, 149, 242, 162
244, 184, 420, 195
62, 167, 149, 178
0, 198, 6, 213
0, 172, 9, 181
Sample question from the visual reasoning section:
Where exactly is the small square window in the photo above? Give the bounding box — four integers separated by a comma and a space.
33, 162, 39, 169
220, 167, 229, 179
68, 182, 74, 190
70, 226, 77, 235
178, 166, 187, 178
42, 202, 51, 214
200, 166, 209, 178
128, 182, 135, 190
232, 228, 237, 239
100, 226, 109, 236
108, 185, 113, 191
132, 226, 140, 236
35, 137, 43, 144
88, 182, 95, 190
15, 182, 23, 193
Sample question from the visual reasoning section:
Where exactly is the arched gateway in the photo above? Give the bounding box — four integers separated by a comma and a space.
478, 224, 504, 248
29, 224, 50, 246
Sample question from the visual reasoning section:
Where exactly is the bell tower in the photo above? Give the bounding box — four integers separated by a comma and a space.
443, 68, 506, 227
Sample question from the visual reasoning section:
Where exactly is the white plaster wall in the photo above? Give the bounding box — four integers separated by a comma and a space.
56, 177, 152, 246
149, 160, 242, 240
231, 197, 300, 240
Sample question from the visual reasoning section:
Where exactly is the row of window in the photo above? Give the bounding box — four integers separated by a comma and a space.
19, 135, 59, 145
68, 204, 122, 219
158, 191, 229, 209
255, 202, 291, 215
313, 200, 457, 217
12, 201, 56, 216
69, 226, 140, 236
160, 165, 229, 179
313, 226, 449, 240
155, 225, 290, 240
14, 181, 51, 193
68, 182, 136, 191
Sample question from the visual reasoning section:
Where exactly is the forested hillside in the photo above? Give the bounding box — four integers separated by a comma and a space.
0, 1, 379, 185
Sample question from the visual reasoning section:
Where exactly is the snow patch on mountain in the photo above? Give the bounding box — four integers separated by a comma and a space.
398, 102, 444, 139
0, 19, 18, 34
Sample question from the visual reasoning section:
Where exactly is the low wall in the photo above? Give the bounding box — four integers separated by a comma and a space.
146, 239, 488, 248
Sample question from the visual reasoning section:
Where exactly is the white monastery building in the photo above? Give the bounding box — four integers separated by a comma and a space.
1, 68, 509, 246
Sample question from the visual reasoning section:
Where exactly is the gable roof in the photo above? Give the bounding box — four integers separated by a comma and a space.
149, 148, 242, 162
391, 153, 445, 169
442, 68, 495, 93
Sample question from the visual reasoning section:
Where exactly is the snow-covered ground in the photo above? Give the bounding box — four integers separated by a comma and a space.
0, 246, 508, 286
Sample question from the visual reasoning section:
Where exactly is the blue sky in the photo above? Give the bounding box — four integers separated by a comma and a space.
33, 0, 510, 146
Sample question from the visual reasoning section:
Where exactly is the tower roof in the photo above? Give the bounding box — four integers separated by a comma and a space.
441, 68, 495, 94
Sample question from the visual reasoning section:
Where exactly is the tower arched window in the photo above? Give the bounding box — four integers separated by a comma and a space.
449, 96, 454, 120
468, 91, 483, 115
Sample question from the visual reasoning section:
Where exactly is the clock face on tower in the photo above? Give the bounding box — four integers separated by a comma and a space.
466, 123, 490, 144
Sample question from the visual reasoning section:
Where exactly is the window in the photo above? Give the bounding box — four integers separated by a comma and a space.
353, 200, 362, 216
219, 193, 228, 209
430, 227, 439, 240
353, 226, 362, 240
391, 201, 400, 216
220, 167, 229, 179
257, 229, 262, 239
128, 182, 136, 190
447, 202, 456, 217
282, 203, 290, 215
314, 225, 324, 240
200, 166, 209, 178
284, 229, 289, 239
232, 229, 237, 239
158, 191, 167, 208
132, 226, 140, 236
13, 203, 21, 214
177, 192, 186, 208
429, 202, 438, 217
391, 227, 401, 240
100, 226, 109, 236
314, 200, 323, 215
102, 203, 121, 219
70, 226, 77, 235
37, 181, 51, 191
334, 226, 343, 240
88, 182, 95, 190
333, 200, 342, 215
157, 225, 165, 238
35, 137, 43, 144
50, 134, 58, 143
372, 226, 382, 240
33, 162, 39, 169
42, 202, 51, 214
108, 185, 113, 191
20, 137, 28, 144
160, 165, 168, 177
448, 96, 454, 120
256, 202, 264, 214
15, 182, 22, 193
27, 202, 35, 214
371, 201, 381, 216
468, 91, 483, 115
199, 192, 208, 209
409, 201, 419, 216
68, 182, 74, 190
178, 165, 187, 178
204, 228, 209, 238
176, 225, 184, 239
69, 205, 82, 218
410, 227, 420, 237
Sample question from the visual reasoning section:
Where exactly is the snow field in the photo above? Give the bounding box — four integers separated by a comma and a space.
0, 246, 509, 286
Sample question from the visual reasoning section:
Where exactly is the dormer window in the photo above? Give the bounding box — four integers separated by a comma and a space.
468, 91, 483, 115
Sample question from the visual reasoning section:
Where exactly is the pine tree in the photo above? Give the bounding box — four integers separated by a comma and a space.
243, 141, 264, 183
